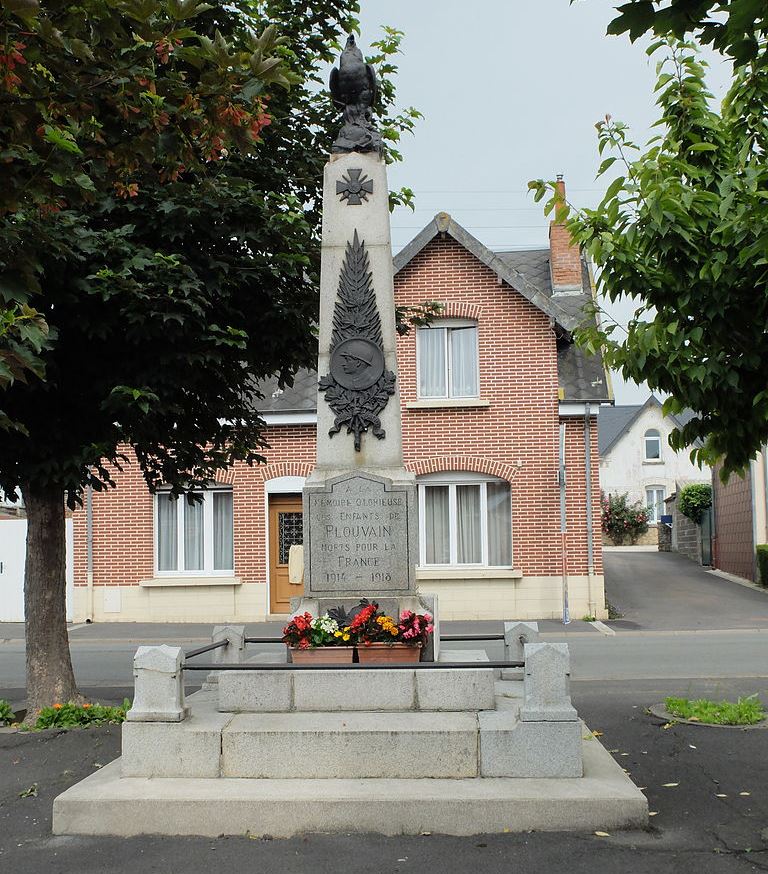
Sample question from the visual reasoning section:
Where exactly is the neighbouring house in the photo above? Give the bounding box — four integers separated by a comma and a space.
711, 447, 768, 583
67, 181, 611, 623
598, 396, 711, 545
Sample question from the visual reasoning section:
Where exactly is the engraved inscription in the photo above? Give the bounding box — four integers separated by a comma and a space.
307, 475, 412, 594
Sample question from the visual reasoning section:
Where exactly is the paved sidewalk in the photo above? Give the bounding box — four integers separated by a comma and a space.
1, 678, 766, 872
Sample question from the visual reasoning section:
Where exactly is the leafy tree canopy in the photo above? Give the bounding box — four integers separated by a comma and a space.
598, 0, 768, 67
0, 0, 421, 502
531, 40, 768, 478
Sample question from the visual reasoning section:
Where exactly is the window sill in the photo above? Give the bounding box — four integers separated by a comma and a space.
406, 398, 490, 410
416, 567, 522, 581
140, 576, 242, 588
642, 460, 664, 465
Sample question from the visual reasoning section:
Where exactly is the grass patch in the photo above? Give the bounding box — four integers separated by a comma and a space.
21, 700, 130, 731
664, 694, 765, 726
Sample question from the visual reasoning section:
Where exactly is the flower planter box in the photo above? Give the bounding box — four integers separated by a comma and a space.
288, 646, 355, 664
356, 642, 422, 664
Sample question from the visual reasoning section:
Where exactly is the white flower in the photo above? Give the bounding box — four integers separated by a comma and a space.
311, 614, 339, 635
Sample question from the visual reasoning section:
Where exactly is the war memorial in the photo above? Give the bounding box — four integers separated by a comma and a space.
53, 36, 647, 838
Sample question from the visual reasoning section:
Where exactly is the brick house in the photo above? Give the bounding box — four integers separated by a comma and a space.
70, 188, 611, 622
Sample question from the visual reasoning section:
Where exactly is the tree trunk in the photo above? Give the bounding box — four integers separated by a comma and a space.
22, 482, 80, 718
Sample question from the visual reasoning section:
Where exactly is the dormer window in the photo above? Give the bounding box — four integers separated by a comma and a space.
417, 320, 479, 399
644, 429, 661, 462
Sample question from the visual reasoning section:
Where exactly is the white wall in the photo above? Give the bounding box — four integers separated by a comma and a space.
599, 404, 710, 515
0, 519, 74, 622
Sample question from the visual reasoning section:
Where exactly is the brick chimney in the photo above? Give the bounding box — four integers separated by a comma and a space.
549, 175, 583, 294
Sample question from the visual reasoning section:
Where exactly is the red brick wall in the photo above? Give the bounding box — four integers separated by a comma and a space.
713, 465, 754, 581
394, 236, 600, 576
74, 235, 602, 594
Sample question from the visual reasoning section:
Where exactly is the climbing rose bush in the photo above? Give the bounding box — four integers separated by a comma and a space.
601, 492, 650, 545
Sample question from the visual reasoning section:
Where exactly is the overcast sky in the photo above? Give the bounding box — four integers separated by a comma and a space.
346, 0, 733, 404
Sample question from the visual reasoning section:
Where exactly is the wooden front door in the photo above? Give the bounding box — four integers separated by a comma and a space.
268, 495, 304, 614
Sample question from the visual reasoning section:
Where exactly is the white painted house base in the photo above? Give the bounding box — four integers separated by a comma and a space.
70, 572, 606, 623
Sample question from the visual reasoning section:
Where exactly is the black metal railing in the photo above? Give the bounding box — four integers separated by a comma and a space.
182, 631, 521, 672
183, 660, 523, 671
184, 638, 230, 660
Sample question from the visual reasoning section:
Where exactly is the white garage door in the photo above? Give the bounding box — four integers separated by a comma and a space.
0, 519, 74, 622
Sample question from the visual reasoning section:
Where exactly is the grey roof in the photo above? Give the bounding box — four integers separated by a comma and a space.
258, 214, 612, 413
598, 403, 645, 456
394, 213, 582, 335
257, 368, 318, 413
598, 395, 702, 457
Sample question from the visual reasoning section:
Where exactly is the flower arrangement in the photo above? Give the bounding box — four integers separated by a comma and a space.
339, 600, 434, 648
281, 601, 434, 652
282, 612, 351, 650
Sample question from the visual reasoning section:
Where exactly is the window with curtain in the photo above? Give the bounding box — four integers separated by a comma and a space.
644, 429, 661, 461
156, 487, 234, 574
418, 476, 512, 567
417, 321, 479, 398
645, 486, 666, 524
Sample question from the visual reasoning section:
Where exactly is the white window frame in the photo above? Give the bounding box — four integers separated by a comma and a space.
154, 486, 234, 576
416, 319, 480, 400
644, 429, 662, 462
417, 472, 512, 568
645, 486, 666, 524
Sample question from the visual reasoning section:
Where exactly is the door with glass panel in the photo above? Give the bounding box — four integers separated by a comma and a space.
268, 495, 304, 613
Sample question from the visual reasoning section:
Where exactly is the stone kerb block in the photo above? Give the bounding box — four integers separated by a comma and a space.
211, 625, 246, 665
502, 621, 540, 680
127, 645, 188, 722
519, 643, 577, 723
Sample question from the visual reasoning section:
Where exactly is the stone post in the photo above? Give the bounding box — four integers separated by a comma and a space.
502, 621, 540, 680
126, 645, 188, 722
211, 625, 246, 665
519, 642, 577, 722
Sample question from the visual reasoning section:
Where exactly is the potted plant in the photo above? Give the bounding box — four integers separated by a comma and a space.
282, 612, 354, 663
350, 601, 434, 664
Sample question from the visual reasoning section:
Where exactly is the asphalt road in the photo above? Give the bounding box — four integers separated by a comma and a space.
2, 677, 767, 873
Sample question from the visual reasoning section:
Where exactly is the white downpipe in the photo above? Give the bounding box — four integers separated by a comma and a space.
583, 404, 596, 615
559, 422, 570, 625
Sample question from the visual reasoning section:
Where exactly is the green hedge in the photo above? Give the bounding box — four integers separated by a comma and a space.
757, 544, 768, 587
678, 483, 712, 524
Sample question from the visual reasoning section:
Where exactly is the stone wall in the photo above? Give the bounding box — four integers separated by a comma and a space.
657, 523, 671, 552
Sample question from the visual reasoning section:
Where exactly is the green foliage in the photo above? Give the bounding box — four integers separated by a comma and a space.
29, 699, 130, 730
678, 483, 712, 524
601, 0, 768, 68
0, 697, 15, 725
530, 40, 768, 479
0, 0, 421, 505
756, 544, 768, 587
601, 491, 649, 545
665, 694, 765, 725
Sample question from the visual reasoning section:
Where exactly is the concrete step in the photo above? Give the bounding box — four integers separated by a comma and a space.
221, 711, 479, 778
53, 734, 648, 838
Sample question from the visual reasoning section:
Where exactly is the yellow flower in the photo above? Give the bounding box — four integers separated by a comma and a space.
342, 633, 350, 641
334, 631, 342, 637
390, 628, 398, 636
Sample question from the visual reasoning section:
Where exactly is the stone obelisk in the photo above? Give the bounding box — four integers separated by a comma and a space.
298, 35, 433, 639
